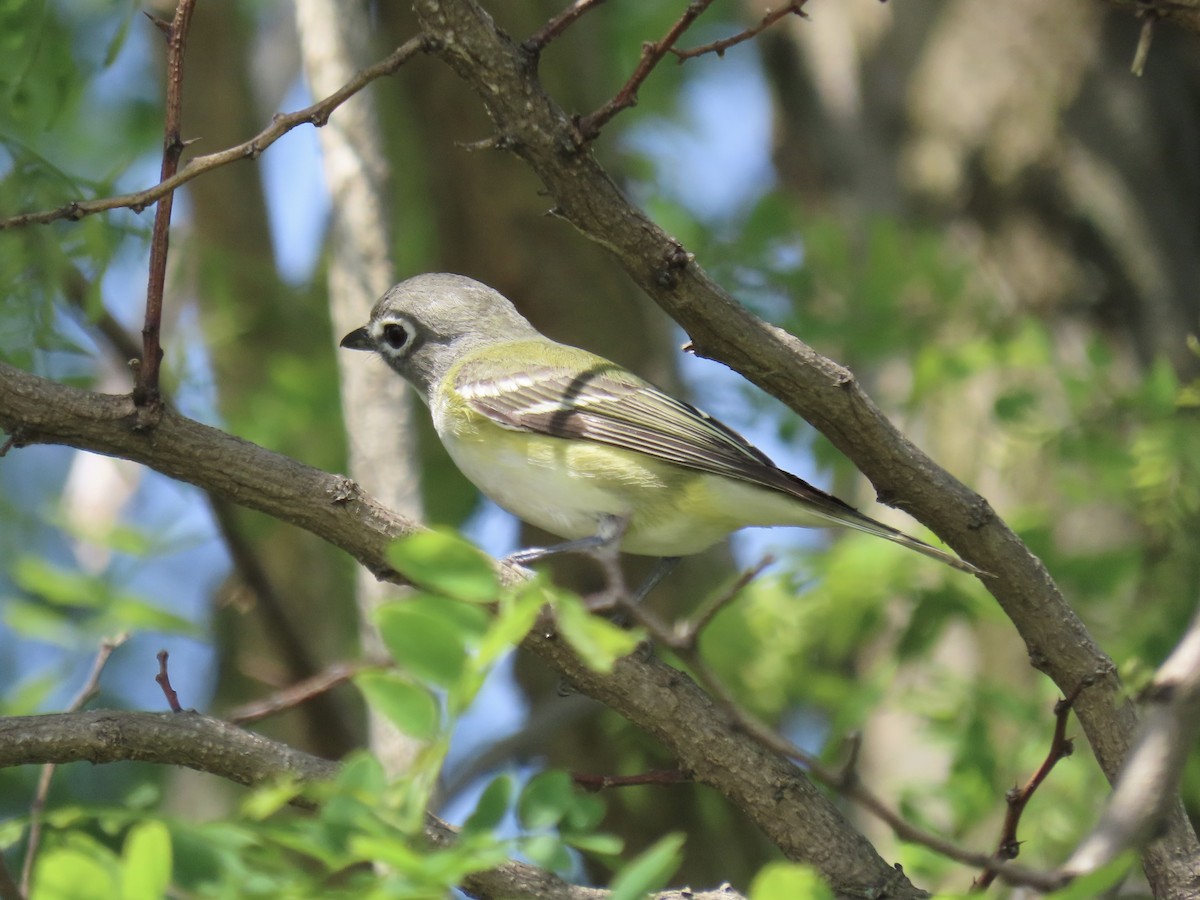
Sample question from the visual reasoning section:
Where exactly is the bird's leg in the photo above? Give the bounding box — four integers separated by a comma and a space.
505, 515, 628, 567
629, 556, 681, 606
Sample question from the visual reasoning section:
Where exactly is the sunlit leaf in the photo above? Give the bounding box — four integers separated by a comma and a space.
517, 770, 575, 830
387, 530, 498, 603
750, 862, 833, 900
355, 671, 440, 741
463, 773, 514, 835
608, 832, 685, 900
120, 820, 172, 900
554, 593, 642, 673
376, 603, 467, 687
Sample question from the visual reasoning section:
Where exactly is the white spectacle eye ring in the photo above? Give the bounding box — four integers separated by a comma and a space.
372, 317, 416, 355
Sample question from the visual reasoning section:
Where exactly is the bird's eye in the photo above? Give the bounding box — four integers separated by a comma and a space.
381, 322, 410, 351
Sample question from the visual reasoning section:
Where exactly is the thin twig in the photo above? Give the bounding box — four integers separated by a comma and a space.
132, 0, 197, 414
975, 686, 1083, 889
156, 649, 182, 712
671, 555, 773, 647
573, 768, 690, 792
0, 36, 428, 232
1131, 10, 1158, 76
228, 660, 381, 724
576, 0, 717, 140
523, 0, 609, 55
671, 2, 809, 62
19, 634, 128, 897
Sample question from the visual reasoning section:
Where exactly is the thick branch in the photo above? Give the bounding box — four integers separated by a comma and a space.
0, 362, 413, 580
0, 711, 736, 900
0, 711, 337, 786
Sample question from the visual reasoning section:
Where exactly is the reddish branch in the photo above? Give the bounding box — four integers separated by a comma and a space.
671, 2, 809, 62
156, 649, 183, 712
576, 0, 717, 139
573, 769, 691, 792
975, 688, 1083, 889
228, 660, 380, 725
524, 0, 609, 55
134, 0, 197, 412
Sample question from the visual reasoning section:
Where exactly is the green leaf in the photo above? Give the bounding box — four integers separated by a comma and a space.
463, 773, 514, 835
750, 863, 834, 900
12, 557, 106, 607
2, 598, 76, 644
387, 530, 498, 603
563, 831, 623, 857
334, 751, 387, 797
519, 834, 571, 872
34, 847, 120, 900
356, 671, 440, 741
476, 581, 547, 667
608, 832, 685, 900
376, 603, 467, 687
106, 597, 198, 635
517, 770, 576, 830
561, 792, 606, 833
555, 594, 642, 673
403, 592, 491, 641
120, 820, 172, 900
240, 778, 305, 821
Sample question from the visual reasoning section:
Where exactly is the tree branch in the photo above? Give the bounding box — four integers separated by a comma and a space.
0, 710, 741, 900
0, 36, 427, 232
133, 0, 197, 411
0, 362, 413, 581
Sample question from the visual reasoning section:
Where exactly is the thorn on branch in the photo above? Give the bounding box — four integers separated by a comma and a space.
143, 11, 172, 38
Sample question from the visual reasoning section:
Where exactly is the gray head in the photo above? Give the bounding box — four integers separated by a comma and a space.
340, 273, 541, 399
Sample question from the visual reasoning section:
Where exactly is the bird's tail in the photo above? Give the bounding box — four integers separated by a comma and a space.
828, 507, 983, 575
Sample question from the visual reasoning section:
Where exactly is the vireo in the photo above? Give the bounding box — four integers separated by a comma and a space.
340, 273, 978, 577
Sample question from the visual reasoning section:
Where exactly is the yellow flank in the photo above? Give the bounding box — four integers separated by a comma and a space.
433, 342, 827, 556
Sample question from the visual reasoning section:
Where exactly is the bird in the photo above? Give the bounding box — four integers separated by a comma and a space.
340, 273, 979, 590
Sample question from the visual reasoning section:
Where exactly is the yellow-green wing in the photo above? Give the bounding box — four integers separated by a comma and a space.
452, 342, 981, 574
452, 346, 863, 521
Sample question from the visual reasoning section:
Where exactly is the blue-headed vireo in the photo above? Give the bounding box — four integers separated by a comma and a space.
340, 273, 979, 578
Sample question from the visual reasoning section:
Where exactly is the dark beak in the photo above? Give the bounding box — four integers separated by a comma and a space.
340, 326, 373, 351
